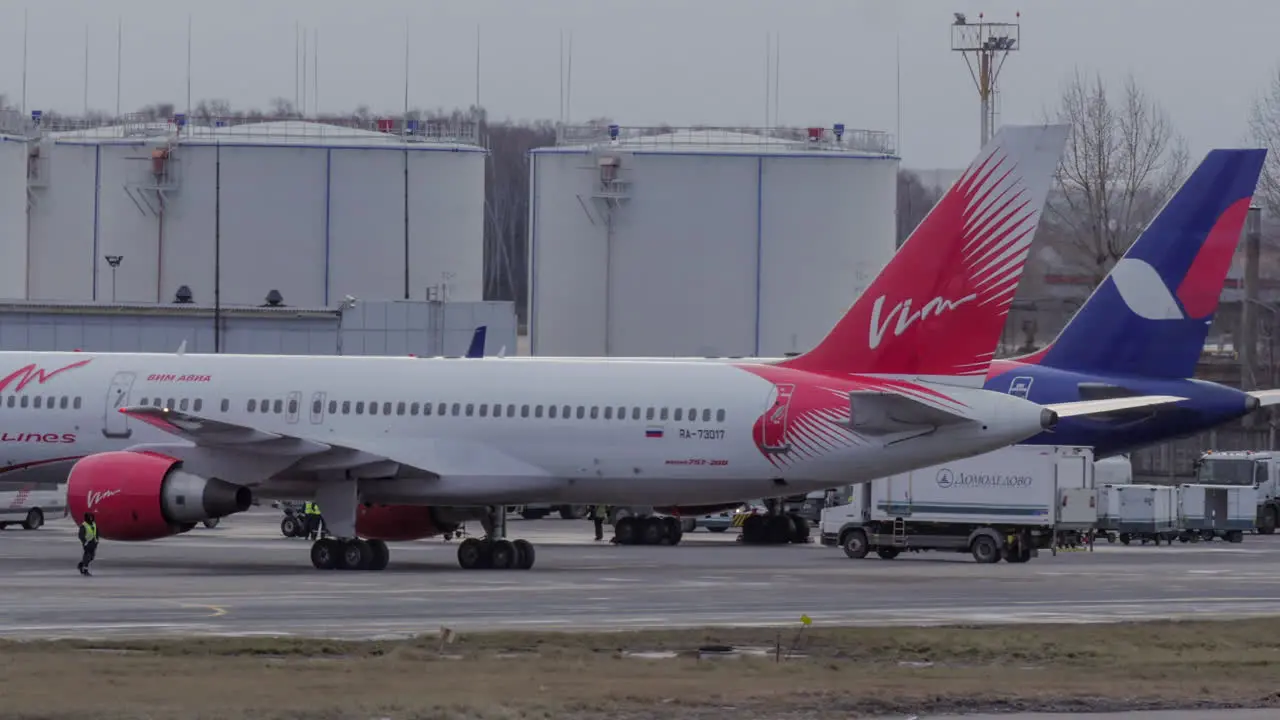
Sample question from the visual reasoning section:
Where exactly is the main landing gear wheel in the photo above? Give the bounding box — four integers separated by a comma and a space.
740, 513, 810, 545
611, 516, 684, 546
457, 506, 538, 570
457, 537, 537, 570
311, 538, 392, 571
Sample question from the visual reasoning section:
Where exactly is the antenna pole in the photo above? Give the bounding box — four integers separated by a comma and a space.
475, 24, 481, 110
558, 30, 564, 125
185, 14, 192, 121
764, 33, 771, 130
83, 24, 89, 116
313, 28, 318, 115
21, 9, 29, 115
565, 32, 573, 124
773, 32, 780, 128
896, 33, 901, 153
116, 17, 123, 118
301, 28, 307, 117
403, 21, 410, 121
294, 22, 300, 112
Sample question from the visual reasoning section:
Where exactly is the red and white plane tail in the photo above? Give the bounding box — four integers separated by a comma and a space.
779, 123, 1069, 384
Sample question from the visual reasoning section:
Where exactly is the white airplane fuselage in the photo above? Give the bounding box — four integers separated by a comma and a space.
0, 352, 1054, 508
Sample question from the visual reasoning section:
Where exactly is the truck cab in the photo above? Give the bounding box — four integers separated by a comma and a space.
1194, 450, 1278, 534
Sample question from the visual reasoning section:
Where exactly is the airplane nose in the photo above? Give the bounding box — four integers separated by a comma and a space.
1040, 408, 1059, 430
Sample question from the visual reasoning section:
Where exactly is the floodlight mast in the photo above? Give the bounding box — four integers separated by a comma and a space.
951, 11, 1021, 148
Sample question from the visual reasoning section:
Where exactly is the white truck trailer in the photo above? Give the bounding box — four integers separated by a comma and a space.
1194, 450, 1280, 534
819, 445, 1097, 564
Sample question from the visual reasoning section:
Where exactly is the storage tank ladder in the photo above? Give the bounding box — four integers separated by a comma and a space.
891, 516, 907, 547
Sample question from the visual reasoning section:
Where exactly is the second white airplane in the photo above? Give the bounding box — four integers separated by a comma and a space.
0, 124, 1177, 573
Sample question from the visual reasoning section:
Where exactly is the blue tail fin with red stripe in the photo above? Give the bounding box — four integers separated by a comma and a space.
1033, 148, 1266, 379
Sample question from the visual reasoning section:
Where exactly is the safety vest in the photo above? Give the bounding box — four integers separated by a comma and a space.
81, 521, 97, 543
305, 502, 320, 515
594, 504, 607, 519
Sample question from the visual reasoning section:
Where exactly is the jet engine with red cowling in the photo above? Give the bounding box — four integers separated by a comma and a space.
66, 451, 253, 541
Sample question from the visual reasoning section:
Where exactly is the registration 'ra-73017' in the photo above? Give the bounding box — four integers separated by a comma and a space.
679, 428, 725, 440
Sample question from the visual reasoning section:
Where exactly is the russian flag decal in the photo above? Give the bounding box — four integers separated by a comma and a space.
645, 426, 664, 438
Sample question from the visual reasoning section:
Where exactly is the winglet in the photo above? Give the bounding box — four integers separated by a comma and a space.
778, 123, 1069, 383
176, 340, 187, 356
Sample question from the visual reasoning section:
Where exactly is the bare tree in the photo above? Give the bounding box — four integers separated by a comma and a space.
269, 97, 299, 118
896, 169, 941, 247
1045, 70, 1188, 283
194, 98, 232, 123
1248, 65, 1280, 220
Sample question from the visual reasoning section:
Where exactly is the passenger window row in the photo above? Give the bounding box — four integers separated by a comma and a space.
312, 399, 728, 423
3, 395, 83, 410
0, 392, 730, 426
139, 397, 206, 413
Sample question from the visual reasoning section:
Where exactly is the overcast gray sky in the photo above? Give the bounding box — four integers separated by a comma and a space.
3, 0, 1275, 169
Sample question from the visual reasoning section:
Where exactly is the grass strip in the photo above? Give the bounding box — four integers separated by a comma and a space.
3, 619, 1280, 719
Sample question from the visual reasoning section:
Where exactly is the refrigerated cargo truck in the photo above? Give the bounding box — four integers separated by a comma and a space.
1194, 451, 1280, 534
819, 445, 1097, 564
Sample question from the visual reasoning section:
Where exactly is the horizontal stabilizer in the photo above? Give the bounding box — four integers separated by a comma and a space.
1043, 395, 1185, 419
1248, 389, 1280, 407
845, 390, 979, 436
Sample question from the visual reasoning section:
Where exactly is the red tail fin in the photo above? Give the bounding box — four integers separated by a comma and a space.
779, 124, 1069, 384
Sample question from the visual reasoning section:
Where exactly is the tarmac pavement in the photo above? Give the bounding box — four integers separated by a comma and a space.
4, 508, 1280, 640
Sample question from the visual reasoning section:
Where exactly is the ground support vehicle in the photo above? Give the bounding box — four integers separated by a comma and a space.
1097, 484, 1179, 545
820, 446, 1097, 563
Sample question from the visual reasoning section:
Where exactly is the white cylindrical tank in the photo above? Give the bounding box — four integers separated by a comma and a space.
27, 117, 485, 307
528, 126, 899, 358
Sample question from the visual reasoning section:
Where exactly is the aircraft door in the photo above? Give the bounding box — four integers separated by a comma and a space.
756, 383, 795, 454
285, 391, 302, 424
102, 372, 136, 439
310, 391, 327, 424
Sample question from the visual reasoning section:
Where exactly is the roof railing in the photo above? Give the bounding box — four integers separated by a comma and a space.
27, 113, 482, 145
555, 123, 896, 155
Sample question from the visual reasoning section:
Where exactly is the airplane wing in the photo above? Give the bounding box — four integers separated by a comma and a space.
117, 406, 431, 481
1248, 389, 1280, 407
115, 405, 551, 491
1042, 395, 1186, 418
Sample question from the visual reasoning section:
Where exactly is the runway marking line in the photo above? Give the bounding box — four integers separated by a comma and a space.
177, 603, 228, 618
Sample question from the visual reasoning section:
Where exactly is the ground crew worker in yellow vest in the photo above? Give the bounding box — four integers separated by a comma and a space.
77, 512, 98, 576
592, 504, 609, 541
304, 501, 324, 541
